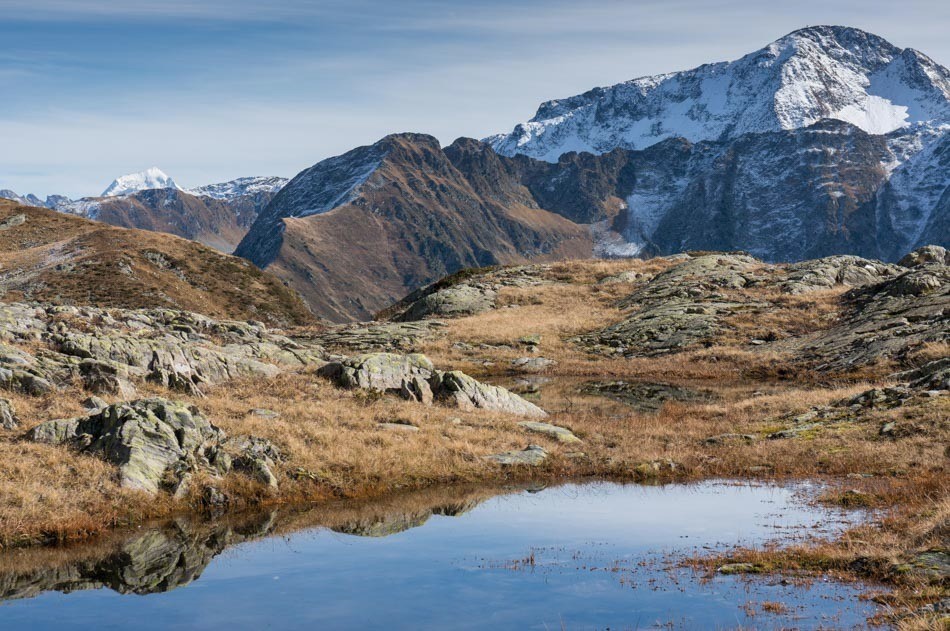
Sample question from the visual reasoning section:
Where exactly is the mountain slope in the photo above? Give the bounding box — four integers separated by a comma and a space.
236, 133, 594, 321
0, 200, 314, 325
52, 177, 284, 253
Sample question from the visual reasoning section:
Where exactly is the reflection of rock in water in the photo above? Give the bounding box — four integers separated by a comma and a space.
0, 486, 498, 602
0, 512, 277, 602
582, 381, 712, 413
332, 512, 432, 538
332, 498, 484, 537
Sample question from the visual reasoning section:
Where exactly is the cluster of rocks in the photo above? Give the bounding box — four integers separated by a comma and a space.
790, 253, 950, 371
318, 352, 547, 418
27, 398, 282, 495
0, 303, 326, 399
581, 380, 712, 414
582, 247, 947, 367
582, 254, 770, 356
307, 320, 446, 353
380, 266, 548, 322
762, 359, 948, 441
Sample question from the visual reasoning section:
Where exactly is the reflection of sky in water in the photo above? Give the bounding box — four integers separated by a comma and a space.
0, 481, 878, 630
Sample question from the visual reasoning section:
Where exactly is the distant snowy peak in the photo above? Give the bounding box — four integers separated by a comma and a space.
188, 176, 288, 201
102, 167, 180, 197
488, 25, 950, 161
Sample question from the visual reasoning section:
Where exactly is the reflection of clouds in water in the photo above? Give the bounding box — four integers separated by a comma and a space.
0, 481, 876, 630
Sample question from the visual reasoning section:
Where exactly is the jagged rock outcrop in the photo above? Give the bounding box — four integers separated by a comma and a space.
27, 399, 227, 494
319, 352, 547, 417
584, 250, 947, 366
26, 399, 281, 495
0, 302, 325, 398
792, 262, 950, 370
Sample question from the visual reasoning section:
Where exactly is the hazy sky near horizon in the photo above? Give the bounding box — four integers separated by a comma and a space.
3, 0, 949, 198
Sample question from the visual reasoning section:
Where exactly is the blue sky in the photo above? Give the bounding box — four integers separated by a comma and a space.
3, 0, 949, 198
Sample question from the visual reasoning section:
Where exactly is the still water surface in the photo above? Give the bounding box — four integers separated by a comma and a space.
0, 481, 880, 630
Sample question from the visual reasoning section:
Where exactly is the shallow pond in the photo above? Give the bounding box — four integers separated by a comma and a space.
0, 481, 880, 630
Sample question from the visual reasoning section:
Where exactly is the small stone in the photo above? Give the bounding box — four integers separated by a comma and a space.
718, 563, 762, 575
249, 408, 280, 419
518, 334, 542, 347
486, 444, 548, 466
0, 398, 19, 430
518, 421, 581, 444
378, 422, 419, 432
510, 357, 556, 373
81, 396, 108, 411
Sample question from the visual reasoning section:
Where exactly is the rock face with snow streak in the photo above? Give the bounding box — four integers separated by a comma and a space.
488, 26, 949, 159
485, 26, 950, 261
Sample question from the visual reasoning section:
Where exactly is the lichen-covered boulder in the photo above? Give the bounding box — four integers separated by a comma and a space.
394, 284, 497, 322
899, 245, 949, 268
320, 353, 435, 393
433, 371, 548, 418
26, 398, 226, 494
320, 353, 547, 417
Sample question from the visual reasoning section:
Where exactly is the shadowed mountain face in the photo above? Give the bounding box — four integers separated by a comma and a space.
0, 201, 314, 326
82, 189, 267, 253
236, 134, 594, 322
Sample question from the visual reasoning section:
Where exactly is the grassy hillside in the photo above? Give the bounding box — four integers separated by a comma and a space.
0, 200, 315, 326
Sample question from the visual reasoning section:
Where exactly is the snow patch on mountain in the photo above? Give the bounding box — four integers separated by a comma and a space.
488, 26, 950, 162
269, 145, 386, 220
188, 176, 288, 200
102, 167, 180, 197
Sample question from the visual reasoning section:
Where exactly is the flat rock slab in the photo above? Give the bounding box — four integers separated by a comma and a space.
518, 421, 581, 444
486, 444, 548, 466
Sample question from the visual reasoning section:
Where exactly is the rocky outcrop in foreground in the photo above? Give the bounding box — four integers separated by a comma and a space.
582, 247, 948, 369
27, 399, 281, 495
318, 353, 547, 418
0, 303, 325, 398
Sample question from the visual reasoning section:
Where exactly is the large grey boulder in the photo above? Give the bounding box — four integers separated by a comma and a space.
434, 371, 548, 418
26, 398, 227, 494
781, 255, 900, 294
899, 245, 949, 268
320, 352, 547, 417
320, 353, 435, 392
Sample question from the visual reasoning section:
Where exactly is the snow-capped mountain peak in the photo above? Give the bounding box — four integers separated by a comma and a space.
102, 167, 180, 197
488, 25, 950, 161
188, 176, 288, 201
